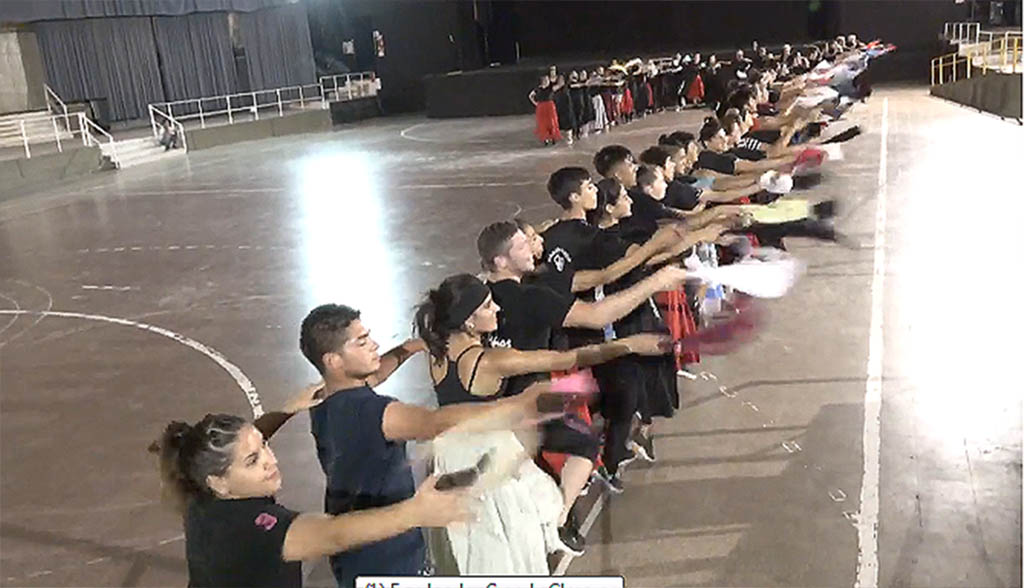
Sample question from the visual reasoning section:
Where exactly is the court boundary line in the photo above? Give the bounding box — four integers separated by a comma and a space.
0, 309, 262, 417
854, 96, 888, 588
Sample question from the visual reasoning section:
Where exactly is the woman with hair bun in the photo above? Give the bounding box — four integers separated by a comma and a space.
151, 396, 472, 587
413, 273, 670, 563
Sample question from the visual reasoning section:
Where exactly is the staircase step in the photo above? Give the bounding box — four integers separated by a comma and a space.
115, 148, 185, 169
0, 109, 52, 124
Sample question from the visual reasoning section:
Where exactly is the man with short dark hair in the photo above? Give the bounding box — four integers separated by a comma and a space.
300, 304, 543, 586
540, 166, 684, 295
477, 220, 687, 553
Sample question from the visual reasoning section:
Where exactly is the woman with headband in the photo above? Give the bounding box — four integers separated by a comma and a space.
414, 273, 670, 564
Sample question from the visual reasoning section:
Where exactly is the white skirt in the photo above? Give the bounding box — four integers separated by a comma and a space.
592, 94, 609, 129
432, 429, 563, 575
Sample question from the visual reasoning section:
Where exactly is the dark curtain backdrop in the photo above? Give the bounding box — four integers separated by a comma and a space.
0, 0, 291, 22
153, 12, 238, 101
35, 17, 165, 121
31, 4, 314, 121
239, 3, 315, 90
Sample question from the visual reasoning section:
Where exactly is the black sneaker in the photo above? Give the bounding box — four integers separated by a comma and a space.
812, 199, 838, 220
823, 125, 862, 144
555, 524, 585, 556
595, 465, 625, 494
630, 433, 656, 463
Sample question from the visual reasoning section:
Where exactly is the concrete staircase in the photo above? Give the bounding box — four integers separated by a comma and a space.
0, 109, 74, 150
102, 136, 184, 169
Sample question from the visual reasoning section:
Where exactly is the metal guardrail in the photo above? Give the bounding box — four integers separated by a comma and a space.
43, 84, 69, 121
932, 29, 1022, 85
320, 71, 379, 101
943, 22, 983, 45
148, 104, 188, 152
144, 71, 378, 152
0, 112, 117, 163
80, 115, 118, 167
149, 82, 327, 131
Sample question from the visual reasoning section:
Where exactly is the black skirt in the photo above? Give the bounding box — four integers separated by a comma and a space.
570, 86, 594, 125
553, 87, 577, 132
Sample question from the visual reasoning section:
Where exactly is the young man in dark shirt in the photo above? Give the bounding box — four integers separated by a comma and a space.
593, 145, 743, 243
661, 135, 774, 203
538, 166, 691, 294
695, 117, 798, 178
477, 221, 687, 553
535, 166, 732, 492
300, 304, 545, 586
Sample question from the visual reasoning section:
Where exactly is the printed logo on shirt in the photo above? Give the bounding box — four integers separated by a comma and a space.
254, 513, 278, 531
485, 334, 513, 349
547, 247, 572, 272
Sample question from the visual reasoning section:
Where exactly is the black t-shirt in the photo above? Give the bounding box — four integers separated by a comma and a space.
309, 386, 424, 586
541, 219, 628, 277
664, 178, 702, 211
619, 187, 675, 243
488, 279, 574, 351
541, 219, 634, 348
745, 128, 782, 144
487, 278, 575, 394
729, 145, 767, 161
185, 496, 301, 588
697, 150, 738, 175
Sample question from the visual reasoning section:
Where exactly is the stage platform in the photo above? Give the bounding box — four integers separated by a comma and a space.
425, 58, 608, 118
423, 45, 792, 118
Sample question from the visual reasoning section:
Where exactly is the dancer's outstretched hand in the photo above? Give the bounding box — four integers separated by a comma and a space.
282, 381, 325, 414
621, 333, 674, 356
414, 474, 475, 526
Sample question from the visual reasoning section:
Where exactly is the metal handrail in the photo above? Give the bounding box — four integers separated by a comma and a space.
78, 113, 119, 168
972, 34, 1023, 74
933, 27, 1023, 85
0, 112, 82, 158
150, 83, 327, 129
943, 22, 982, 45
319, 71, 379, 101
931, 52, 971, 85
43, 84, 69, 119
139, 72, 378, 147
148, 104, 188, 152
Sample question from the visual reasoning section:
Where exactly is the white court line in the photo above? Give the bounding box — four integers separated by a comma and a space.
398, 122, 494, 144
553, 492, 607, 576
0, 281, 53, 348
855, 96, 888, 588
0, 292, 20, 335
81, 285, 136, 292
0, 309, 262, 418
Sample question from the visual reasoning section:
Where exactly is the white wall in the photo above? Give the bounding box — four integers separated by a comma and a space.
0, 31, 46, 115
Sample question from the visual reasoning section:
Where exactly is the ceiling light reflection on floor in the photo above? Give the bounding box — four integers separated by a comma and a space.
295, 150, 400, 322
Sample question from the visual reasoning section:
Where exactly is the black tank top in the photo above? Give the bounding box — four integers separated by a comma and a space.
434, 346, 505, 406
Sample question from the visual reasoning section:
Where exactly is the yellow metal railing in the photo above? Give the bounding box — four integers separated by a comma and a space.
932, 29, 1022, 85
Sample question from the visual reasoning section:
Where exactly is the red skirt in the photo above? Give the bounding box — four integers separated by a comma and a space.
655, 289, 700, 368
686, 74, 705, 103
540, 368, 601, 475
622, 88, 634, 114
534, 101, 561, 142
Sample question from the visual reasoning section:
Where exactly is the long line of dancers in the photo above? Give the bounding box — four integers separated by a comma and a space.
530, 33, 887, 146
152, 34, 894, 588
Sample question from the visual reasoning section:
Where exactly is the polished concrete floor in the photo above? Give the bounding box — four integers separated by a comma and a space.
0, 86, 1020, 587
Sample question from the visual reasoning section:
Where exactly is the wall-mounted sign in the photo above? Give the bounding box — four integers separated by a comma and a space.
373, 30, 385, 58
